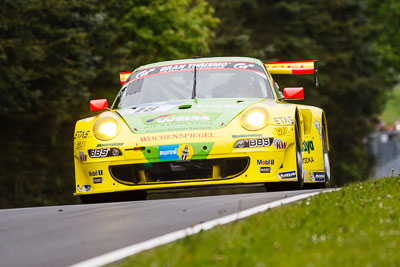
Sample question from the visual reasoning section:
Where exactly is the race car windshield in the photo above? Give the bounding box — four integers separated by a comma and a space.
114, 62, 274, 108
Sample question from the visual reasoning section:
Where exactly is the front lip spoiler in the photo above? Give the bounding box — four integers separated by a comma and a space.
74, 183, 266, 197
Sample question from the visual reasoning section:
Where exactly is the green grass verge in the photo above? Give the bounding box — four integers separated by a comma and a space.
115, 178, 400, 266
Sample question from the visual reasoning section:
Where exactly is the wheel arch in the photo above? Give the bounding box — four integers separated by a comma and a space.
295, 107, 304, 143
321, 111, 329, 151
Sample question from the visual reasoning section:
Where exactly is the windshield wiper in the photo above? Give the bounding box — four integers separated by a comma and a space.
192, 65, 197, 99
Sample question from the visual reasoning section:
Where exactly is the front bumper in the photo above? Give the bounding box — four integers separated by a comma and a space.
74, 122, 299, 196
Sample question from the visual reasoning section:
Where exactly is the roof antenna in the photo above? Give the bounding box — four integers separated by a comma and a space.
193, 46, 203, 59
314, 60, 319, 88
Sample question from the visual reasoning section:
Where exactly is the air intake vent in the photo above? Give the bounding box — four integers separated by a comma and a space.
178, 105, 192, 109
109, 157, 249, 185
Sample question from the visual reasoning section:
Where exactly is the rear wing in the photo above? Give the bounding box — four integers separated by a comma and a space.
264, 60, 318, 87
120, 72, 132, 85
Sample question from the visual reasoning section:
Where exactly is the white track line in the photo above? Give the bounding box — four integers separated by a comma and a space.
70, 189, 338, 267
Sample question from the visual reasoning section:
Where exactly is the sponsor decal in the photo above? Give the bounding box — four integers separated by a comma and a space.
158, 144, 194, 161
303, 157, 314, 164
234, 138, 273, 148
232, 134, 263, 139
145, 113, 174, 123
249, 138, 271, 147
144, 113, 218, 124
256, 159, 274, 165
178, 144, 194, 160
259, 167, 271, 173
313, 172, 325, 181
159, 144, 179, 161
139, 132, 215, 142
89, 170, 103, 177
233, 63, 255, 69
278, 171, 296, 179
75, 140, 86, 150
125, 61, 266, 85
88, 148, 122, 158
78, 151, 87, 162
77, 185, 91, 192
93, 177, 103, 184
135, 68, 156, 78
74, 130, 90, 139
142, 142, 213, 161
302, 141, 314, 154
96, 143, 124, 148
160, 62, 229, 73
314, 119, 322, 139
274, 126, 288, 136
273, 116, 294, 125
273, 139, 287, 149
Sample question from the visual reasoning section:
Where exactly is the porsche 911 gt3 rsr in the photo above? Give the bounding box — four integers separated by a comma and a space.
73, 57, 330, 203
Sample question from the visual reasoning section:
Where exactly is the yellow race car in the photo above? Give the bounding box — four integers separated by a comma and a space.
74, 57, 330, 203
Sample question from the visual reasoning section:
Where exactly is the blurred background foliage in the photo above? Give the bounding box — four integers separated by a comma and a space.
0, 0, 398, 208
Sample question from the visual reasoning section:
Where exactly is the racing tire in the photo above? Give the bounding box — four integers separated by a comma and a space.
319, 124, 330, 188
309, 123, 330, 189
293, 119, 304, 190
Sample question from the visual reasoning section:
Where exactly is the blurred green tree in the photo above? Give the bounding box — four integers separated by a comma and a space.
88, 0, 218, 101
0, 0, 98, 207
0, 0, 217, 208
367, 0, 400, 73
208, 0, 396, 185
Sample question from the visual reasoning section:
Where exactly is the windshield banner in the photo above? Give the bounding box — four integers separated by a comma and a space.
124, 61, 265, 84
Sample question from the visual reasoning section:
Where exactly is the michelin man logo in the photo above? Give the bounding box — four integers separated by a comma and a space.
77, 185, 91, 192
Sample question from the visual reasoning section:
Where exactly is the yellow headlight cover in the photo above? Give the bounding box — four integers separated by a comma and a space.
241, 106, 269, 131
93, 116, 120, 141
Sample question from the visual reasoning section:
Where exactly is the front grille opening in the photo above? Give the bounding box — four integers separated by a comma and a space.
109, 165, 138, 185
110, 157, 249, 185
221, 158, 249, 177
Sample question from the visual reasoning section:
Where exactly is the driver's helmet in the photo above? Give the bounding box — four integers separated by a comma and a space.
228, 71, 258, 97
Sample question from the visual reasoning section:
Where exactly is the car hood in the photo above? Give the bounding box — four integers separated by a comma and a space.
116, 98, 266, 134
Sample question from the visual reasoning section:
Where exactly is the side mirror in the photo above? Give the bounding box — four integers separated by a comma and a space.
90, 99, 108, 112
283, 87, 304, 100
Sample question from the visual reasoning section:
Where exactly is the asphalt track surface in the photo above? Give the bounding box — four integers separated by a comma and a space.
0, 186, 325, 267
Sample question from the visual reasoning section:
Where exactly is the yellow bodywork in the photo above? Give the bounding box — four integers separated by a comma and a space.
73, 101, 328, 196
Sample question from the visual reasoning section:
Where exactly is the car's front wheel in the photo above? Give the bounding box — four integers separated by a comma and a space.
321, 124, 330, 187
294, 119, 304, 190
307, 123, 330, 189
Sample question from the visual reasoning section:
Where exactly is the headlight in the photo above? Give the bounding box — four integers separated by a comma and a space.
93, 117, 120, 141
241, 107, 269, 131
